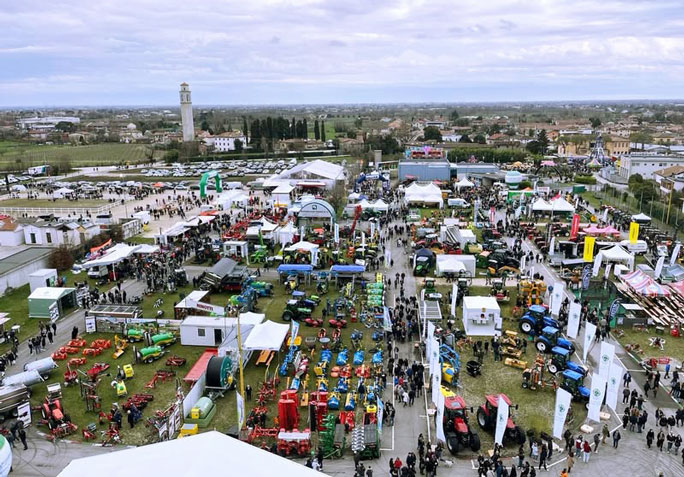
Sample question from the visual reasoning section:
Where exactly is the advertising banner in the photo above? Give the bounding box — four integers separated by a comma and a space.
550, 281, 565, 317
583, 236, 595, 262
671, 242, 681, 266
436, 390, 446, 443
567, 301, 582, 339
598, 341, 615, 381
494, 395, 509, 446
588, 373, 606, 423
606, 362, 623, 411
629, 222, 639, 244
654, 256, 665, 280
552, 388, 572, 439
236, 392, 245, 428
570, 214, 580, 240
583, 322, 597, 362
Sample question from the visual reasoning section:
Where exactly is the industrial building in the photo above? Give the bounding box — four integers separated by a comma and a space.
617, 154, 684, 180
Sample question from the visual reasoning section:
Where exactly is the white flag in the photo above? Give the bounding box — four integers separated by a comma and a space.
384, 249, 391, 268
551, 281, 565, 317
361, 231, 366, 247
605, 362, 623, 411
370, 221, 376, 238
602, 208, 609, 222
670, 242, 681, 266
654, 256, 665, 280
567, 302, 582, 339
549, 237, 556, 255
587, 373, 606, 423
583, 322, 597, 362
604, 263, 612, 280
436, 389, 446, 443
494, 395, 509, 446
431, 371, 441, 407
430, 337, 440, 378
598, 341, 615, 381
427, 321, 436, 341
334, 223, 339, 243
236, 391, 245, 428
592, 252, 603, 277
450, 282, 458, 317
552, 388, 573, 439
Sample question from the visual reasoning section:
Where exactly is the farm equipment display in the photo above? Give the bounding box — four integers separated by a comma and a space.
518, 305, 561, 336
112, 335, 127, 359
86, 362, 110, 381
40, 396, 77, 439
135, 346, 165, 364
476, 394, 526, 446
545, 347, 585, 375
281, 300, 313, 322
150, 332, 177, 348
441, 387, 481, 455
534, 327, 575, 354
559, 370, 590, 401
440, 345, 460, 386
125, 328, 145, 343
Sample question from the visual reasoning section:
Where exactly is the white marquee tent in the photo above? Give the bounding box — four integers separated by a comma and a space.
404, 183, 444, 208
531, 198, 553, 212
243, 320, 289, 351
550, 197, 576, 213
58, 431, 326, 477
435, 255, 467, 277
277, 221, 297, 246
455, 178, 475, 189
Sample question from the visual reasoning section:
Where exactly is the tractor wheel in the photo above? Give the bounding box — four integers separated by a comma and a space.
519, 321, 533, 334
469, 432, 481, 452
513, 426, 526, 445
547, 362, 559, 374
145, 357, 154, 364
446, 435, 460, 455
535, 340, 548, 353
48, 418, 57, 430
64, 413, 71, 423
282, 311, 292, 322
521, 380, 529, 389
476, 407, 488, 430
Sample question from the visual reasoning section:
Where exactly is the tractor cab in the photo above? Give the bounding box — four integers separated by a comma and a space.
414, 256, 431, 276
424, 278, 436, 295
480, 394, 515, 430
535, 326, 575, 354
560, 369, 590, 401
519, 305, 560, 336
443, 393, 469, 434
476, 393, 526, 445
547, 347, 585, 375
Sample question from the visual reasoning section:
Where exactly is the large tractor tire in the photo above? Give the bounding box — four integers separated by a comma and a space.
535, 340, 549, 353
519, 320, 533, 334
469, 432, 481, 452
476, 407, 489, 430
547, 362, 559, 374
446, 435, 460, 455
282, 311, 293, 322
512, 425, 526, 445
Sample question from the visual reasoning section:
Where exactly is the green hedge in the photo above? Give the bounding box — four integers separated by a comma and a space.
574, 175, 596, 184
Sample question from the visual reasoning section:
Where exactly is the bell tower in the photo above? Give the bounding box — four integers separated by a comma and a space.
179, 82, 194, 142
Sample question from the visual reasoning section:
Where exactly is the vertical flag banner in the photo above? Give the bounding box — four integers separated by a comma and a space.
494, 395, 509, 446
570, 214, 580, 240
581, 265, 591, 290
670, 242, 681, 266
602, 207, 609, 222
376, 397, 384, 434
436, 390, 446, 443
629, 222, 639, 244
598, 341, 615, 381
290, 320, 300, 341
370, 221, 376, 238
431, 371, 441, 407
334, 223, 339, 243
592, 252, 603, 277
606, 362, 623, 411
604, 263, 612, 280
588, 373, 606, 423
583, 322, 597, 362
549, 236, 556, 255
583, 236, 595, 262
236, 392, 245, 428
553, 388, 573, 439
609, 299, 621, 320
654, 256, 665, 280
450, 282, 457, 317
567, 301, 582, 339
551, 282, 565, 317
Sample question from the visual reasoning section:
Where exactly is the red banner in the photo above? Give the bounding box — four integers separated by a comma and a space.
570, 214, 580, 240
90, 238, 112, 255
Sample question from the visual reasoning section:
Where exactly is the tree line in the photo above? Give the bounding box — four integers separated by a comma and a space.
245, 116, 327, 150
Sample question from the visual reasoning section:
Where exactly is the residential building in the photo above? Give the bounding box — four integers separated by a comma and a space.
653, 165, 684, 194
16, 116, 80, 131
0, 216, 24, 246
210, 132, 247, 152
617, 154, 684, 180
19, 219, 100, 247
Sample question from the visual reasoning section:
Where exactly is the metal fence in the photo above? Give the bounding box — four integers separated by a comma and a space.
0, 203, 115, 216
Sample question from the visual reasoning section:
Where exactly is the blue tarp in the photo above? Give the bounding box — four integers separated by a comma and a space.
330, 265, 365, 274
276, 264, 314, 273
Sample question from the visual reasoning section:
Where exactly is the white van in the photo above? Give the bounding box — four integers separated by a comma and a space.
620, 239, 649, 254
447, 198, 470, 208
87, 266, 109, 279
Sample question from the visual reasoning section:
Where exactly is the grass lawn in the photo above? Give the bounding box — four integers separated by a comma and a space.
0, 285, 43, 353
0, 143, 157, 170
0, 198, 107, 208
126, 235, 156, 245
26, 279, 381, 446
615, 327, 684, 361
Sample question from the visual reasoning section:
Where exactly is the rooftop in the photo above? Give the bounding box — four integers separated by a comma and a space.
0, 247, 53, 276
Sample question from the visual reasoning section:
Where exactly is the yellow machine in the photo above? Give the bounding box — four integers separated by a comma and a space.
178, 423, 198, 438
287, 336, 302, 347
122, 364, 134, 379
112, 335, 127, 359
518, 279, 547, 306
115, 380, 127, 397
442, 362, 457, 385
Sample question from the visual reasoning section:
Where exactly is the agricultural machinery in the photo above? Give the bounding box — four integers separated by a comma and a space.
125, 328, 145, 343
476, 394, 526, 446
245, 280, 273, 297
150, 332, 177, 348
440, 344, 460, 386
440, 387, 481, 455
413, 255, 432, 276
534, 326, 575, 354
560, 370, 590, 401
546, 347, 586, 375
40, 396, 77, 438
281, 300, 313, 322
136, 346, 165, 364
518, 305, 561, 336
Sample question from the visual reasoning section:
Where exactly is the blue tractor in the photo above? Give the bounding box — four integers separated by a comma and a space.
560, 369, 590, 401
534, 326, 575, 354
546, 347, 586, 375
518, 305, 561, 336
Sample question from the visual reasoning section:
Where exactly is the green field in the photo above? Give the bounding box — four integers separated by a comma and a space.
0, 142, 157, 171
0, 198, 107, 208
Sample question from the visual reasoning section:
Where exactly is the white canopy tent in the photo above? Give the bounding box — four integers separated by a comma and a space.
277, 221, 297, 246
243, 320, 289, 351
550, 197, 576, 213
404, 183, 444, 208
83, 243, 139, 268
53, 187, 74, 198
284, 241, 320, 266
214, 189, 248, 210
631, 213, 651, 223
531, 198, 553, 212
370, 199, 389, 211
435, 255, 466, 277
58, 431, 325, 477
594, 244, 635, 273
455, 178, 475, 189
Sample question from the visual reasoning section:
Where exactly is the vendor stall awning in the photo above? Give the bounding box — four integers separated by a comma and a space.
330, 265, 365, 274
243, 320, 289, 351
28, 287, 75, 300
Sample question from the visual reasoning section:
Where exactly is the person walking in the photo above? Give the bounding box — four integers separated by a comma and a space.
582, 440, 591, 463
18, 426, 27, 450
601, 424, 610, 444
646, 429, 655, 448
612, 429, 621, 448
657, 430, 665, 451
566, 452, 574, 473
538, 443, 548, 472
593, 433, 600, 453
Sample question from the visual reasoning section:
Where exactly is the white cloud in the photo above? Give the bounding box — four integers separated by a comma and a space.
0, 0, 683, 105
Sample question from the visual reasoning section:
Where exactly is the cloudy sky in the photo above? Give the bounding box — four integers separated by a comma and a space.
1, 0, 684, 106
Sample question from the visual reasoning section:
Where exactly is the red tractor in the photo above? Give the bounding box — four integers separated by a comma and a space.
440, 388, 481, 455
476, 394, 526, 446
40, 397, 77, 438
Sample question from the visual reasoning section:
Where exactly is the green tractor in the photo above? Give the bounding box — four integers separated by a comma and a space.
250, 246, 268, 263
150, 332, 176, 348
281, 299, 313, 322
414, 256, 432, 276
136, 346, 164, 364
125, 328, 144, 343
